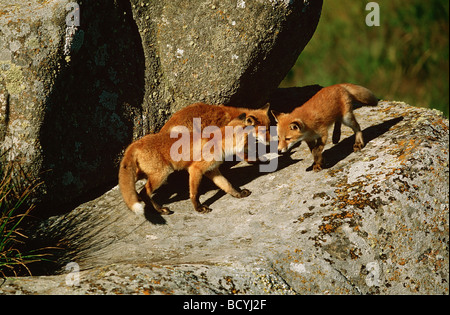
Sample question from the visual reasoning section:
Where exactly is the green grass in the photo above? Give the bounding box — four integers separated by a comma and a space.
281, 0, 449, 117
0, 162, 46, 277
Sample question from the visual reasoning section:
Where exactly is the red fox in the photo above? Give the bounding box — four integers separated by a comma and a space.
119, 114, 256, 216
271, 83, 378, 171
160, 102, 272, 146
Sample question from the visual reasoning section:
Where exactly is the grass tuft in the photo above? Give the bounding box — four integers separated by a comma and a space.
0, 161, 48, 278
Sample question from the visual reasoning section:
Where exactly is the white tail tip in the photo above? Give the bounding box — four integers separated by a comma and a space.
131, 203, 145, 216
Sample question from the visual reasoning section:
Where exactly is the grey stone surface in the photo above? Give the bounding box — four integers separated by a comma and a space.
0, 0, 321, 210
131, 0, 322, 125
0, 0, 145, 208
2, 101, 448, 295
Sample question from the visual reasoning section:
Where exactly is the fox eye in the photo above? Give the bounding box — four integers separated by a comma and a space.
289, 121, 303, 131
285, 137, 291, 141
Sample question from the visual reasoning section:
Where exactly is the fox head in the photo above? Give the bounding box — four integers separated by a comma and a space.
228, 112, 260, 140
271, 110, 305, 153
221, 112, 265, 158
241, 103, 271, 145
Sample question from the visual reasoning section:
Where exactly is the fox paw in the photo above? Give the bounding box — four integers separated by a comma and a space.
313, 164, 323, 172
238, 189, 252, 198
158, 207, 174, 215
353, 142, 364, 152
196, 205, 212, 214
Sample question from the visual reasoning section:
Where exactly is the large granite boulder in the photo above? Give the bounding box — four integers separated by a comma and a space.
1, 0, 145, 211
0, 0, 322, 212
2, 101, 448, 295
131, 0, 323, 131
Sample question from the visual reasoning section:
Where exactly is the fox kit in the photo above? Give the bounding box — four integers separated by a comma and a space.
119, 114, 256, 216
160, 102, 272, 146
272, 83, 378, 171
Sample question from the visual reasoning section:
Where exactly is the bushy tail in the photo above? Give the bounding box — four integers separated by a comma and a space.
332, 83, 378, 144
341, 83, 379, 108
118, 146, 144, 215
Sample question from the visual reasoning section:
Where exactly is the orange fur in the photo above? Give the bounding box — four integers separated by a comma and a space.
272, 83, 378, 171
119, 114, 256, 215
160, 102, 272, 144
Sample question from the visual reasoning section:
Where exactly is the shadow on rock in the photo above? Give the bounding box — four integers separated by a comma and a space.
314, 116, 404, 171
147, 151, 302, 216
202, 153, 302, 208
268, 85, 324, 114
38, 0, 145, 218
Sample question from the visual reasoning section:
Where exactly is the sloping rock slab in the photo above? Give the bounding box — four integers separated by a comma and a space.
3, 101, 449, 295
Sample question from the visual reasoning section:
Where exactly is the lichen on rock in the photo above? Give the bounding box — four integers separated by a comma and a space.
4, 101, 447, 295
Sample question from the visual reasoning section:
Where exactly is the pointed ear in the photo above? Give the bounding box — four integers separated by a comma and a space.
271, 110, 282, 122
245, 115, 257, 126
289, 119, 305, 132
259, 103, 270, 112
237, 113, 247, 121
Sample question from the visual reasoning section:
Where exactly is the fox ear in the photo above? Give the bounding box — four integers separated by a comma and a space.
271, 110, 282, 122
289, 120, 304, 131
237, 113, 247, 121
245, 115, 257, 126
259, 103, 270, 112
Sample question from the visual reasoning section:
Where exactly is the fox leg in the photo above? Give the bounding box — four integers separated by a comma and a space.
332, 118, 342, 144
205, 168, 251, 198
143, 170, 173, 215
188, 166, 212, 213
307, 134, 327, 172
343, 111, 364, 151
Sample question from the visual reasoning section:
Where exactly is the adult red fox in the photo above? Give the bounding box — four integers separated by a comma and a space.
119, 114, 257, 216
272, 83, 378, 171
